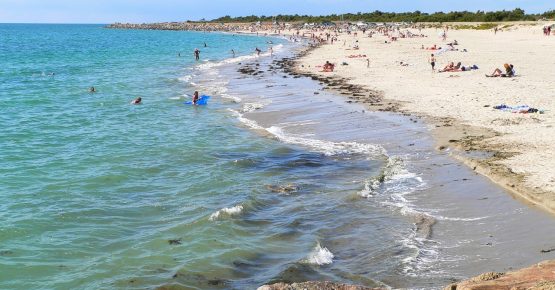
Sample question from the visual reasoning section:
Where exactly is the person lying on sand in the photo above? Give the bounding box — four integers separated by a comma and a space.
347, 54, 367, 58
439, 62, 461, 72
486, 64, 515, 77
322, 61, 335, 72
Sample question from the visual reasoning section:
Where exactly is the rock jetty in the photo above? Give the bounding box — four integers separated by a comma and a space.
106, 22, 267, 32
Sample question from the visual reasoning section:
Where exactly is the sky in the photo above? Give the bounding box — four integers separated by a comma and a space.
0, 0, 553, 24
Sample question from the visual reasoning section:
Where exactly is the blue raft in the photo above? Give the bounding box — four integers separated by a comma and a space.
184, 95, 210, 105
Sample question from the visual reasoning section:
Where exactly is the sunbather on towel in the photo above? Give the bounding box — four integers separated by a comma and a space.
439, 62, 461, 72
486, 63, 515, 77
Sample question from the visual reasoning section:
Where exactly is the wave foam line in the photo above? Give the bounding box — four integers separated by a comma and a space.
303, 243, 334, 265
197, 44, 284, 70
209, 204, 244, 221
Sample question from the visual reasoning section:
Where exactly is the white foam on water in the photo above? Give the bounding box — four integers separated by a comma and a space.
266, 126, 385, 157
196, 44, 284, 71
178, 75, 193, 82
436, 215, 489, 222
209, 204, 244, 221
303, 243, 334, 265
241, 102, 266, 113
227, 109, 265, 130
221, 93, 242, 103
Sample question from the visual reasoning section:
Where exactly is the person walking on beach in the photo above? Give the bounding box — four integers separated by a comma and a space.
366, 58, 370, 68
255, 47, 261, 56
429, 54, 436, 72
194, 48, 200, 61
269, 46, 273, 57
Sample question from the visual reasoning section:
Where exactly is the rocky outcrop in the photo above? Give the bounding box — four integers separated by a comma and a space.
444, 260, 555, 290
257, 281, 384, 290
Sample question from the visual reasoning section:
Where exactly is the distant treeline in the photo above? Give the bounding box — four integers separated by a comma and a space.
210, 9, 555, 23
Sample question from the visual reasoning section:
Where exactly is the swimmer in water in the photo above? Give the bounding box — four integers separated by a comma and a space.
89, 86, 96, 93
192, 91, 199, 105
194, 48, 200, 61
131, 97, 142, 105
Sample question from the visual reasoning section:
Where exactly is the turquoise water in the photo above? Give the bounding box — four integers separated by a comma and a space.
3, 24, 555, 290
1, 24, 405, 289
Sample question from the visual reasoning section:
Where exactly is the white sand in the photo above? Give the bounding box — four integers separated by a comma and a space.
291, 24, 555, 211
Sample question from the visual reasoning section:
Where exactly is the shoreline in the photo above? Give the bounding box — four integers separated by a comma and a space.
279, 25, 555, 215
288, 52, 554, 214
210, 40, 555, 288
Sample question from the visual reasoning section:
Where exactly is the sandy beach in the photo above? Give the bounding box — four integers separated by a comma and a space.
286, 23, 555, 214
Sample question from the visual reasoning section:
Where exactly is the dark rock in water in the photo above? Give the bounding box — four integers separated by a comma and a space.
0, 250, 13, 256
258, 281, 383, 290
166, 272, 228, 289
168, 238, 182, 245
266, 184, 300, 194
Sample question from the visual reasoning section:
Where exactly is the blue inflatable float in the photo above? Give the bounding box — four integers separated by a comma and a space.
185, 95, 210, 105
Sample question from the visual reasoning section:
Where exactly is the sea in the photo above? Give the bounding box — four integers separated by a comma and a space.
1, 24, 555, 290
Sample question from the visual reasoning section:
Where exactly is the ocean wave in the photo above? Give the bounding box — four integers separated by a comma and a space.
358, 156, 423, 198
221, 93, 242, 103
303, 243, 334, 265
228, 109, 265, 130
209, 204, 244, 221
435, 215, 489, 222
200, 44, 284, 70
266, 126, 385, 157
197, 44, 284, 71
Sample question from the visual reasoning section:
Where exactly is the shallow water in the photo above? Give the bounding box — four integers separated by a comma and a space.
1, 24, 555, 290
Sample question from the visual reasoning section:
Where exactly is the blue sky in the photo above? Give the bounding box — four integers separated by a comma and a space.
1, 0, 553, 24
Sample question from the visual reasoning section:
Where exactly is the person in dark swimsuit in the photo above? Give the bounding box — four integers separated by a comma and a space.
194, 49, 200, 61
192, 91, 199, 105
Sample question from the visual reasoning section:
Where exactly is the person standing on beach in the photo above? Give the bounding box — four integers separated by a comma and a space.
231, 49, 235, 57
194, 48, 200, 61
269, 46, 273, 57
366, 58, 370, 68
429, 54, 436, 72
